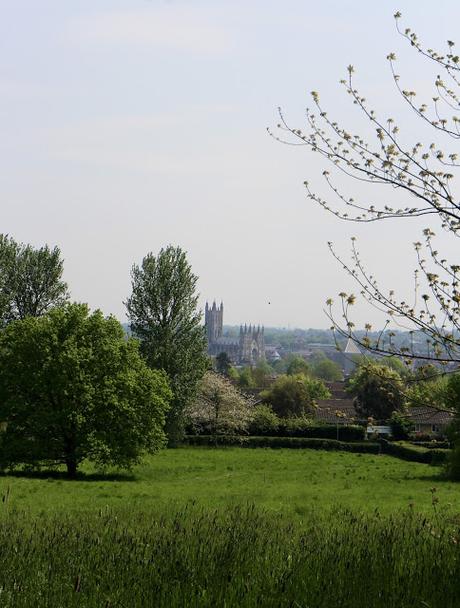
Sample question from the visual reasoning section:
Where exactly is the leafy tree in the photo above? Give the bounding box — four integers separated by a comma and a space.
185, 371, 254, 437
252, 359, 273, 388
227, 366, 240, 382
238, 366, 256, 388
0, 303, 171, 478
215, 352, 232, 376
405, 376, 448, 410
379, 357, 411, 378
348, 362, 405, 421
0, 235, 68, 325
125, 246, 207, 441
389, 411, 412, 440
311, 357, 343, 382
286, 355, 310, 377
262, 374, 330, 418
273, 13, 460, 368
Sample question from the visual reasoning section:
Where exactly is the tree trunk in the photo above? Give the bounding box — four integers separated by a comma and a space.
64, 431, 78, 479
66, 458, 78, 479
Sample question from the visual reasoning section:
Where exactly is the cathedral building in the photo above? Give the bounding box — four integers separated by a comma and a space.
204, 301, 265, 365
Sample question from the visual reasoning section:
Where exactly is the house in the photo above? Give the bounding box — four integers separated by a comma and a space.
315, 381, 364, 425
405, 406, 454, 435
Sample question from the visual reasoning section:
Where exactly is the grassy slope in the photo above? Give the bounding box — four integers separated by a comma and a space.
0, 447, 458, 515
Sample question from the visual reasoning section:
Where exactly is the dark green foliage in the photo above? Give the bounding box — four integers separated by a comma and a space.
193, 415, 366, 441
184, 435, 379, 453
215, 352, 231, 376
126, 246, 207, 441
379, 440, 449, 465
0, 303, 171, 477
411, 441, 450, 449
277, 423, 365, 441
446, 445, 460, 480
1, 506, 460, 607
348, 362, 405, 421
262, 374, 330, 418
0, 234, 68, 325
389, 411, 412, 440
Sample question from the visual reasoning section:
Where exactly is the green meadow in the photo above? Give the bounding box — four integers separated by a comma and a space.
2, 448, 460, 607
0, 447, 457, 515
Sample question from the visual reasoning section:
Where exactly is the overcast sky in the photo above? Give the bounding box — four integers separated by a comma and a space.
2, 0, 459, 328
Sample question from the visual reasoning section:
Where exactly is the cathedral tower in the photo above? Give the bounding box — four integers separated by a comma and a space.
205, 301, 223, 344
205, 300, 264, 364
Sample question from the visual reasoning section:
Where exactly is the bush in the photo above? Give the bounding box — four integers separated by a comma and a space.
389, 411, 412, 440
248, 405, 280, 436
379, 440, 449, 466
282, 417, 315, 436
410, 441, 450, 449
262, 374, 330, 418
279, 423, 365, 441
445, 444, 460, 479
183, 435, 380, 453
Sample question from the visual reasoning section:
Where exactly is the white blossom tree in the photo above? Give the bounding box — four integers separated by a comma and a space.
186, 371, 254, 437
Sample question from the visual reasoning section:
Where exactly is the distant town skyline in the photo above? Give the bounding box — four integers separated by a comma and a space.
2, 1, 459, 328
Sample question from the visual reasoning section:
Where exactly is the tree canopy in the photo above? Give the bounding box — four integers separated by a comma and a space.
125, 245, 207, 441
0, 235, 68, 325
311, 357, 343, 382
286, 355, 310, 377
262, 374, 330, 418
185, 371, 254, 436
0, 303, 171, 478
348, 362, 405, 421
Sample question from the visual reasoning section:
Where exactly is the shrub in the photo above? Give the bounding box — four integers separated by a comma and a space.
409, 441, 450, 449
282, 417, 314, 436
445, 445, 460, 479
389, 411, 412, 440
248, 405, 280, 436
262, 374, 330, 418
379, 440, 449, 466
278, 423, 365, 441
183, 435, 380, 453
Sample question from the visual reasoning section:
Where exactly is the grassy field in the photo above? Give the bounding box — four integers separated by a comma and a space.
2, 504, 460, 607
0, 446, 458, 515
2, 448, 460, 607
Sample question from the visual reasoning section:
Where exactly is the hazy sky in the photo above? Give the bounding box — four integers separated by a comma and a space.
2, 0, 459, 328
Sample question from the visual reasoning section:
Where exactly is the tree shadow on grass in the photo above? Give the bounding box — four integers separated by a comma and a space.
411, 471, 453, 484
0, 469, 137, 482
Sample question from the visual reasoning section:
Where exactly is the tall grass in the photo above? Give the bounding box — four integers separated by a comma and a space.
1, 503, 459, 607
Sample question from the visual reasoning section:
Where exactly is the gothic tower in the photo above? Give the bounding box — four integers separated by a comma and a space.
205, 301, 223, 344
205, 300, 264, 364
239, 323, 265, 365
